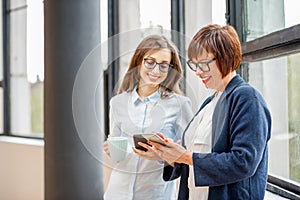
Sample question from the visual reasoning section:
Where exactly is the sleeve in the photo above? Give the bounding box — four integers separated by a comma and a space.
174, 96, 194, 140
163, 163, 183, 181
192, 88, 271, 186
162, 96, 194, 181
109, 98, 122, 137
104, 98, 125, 165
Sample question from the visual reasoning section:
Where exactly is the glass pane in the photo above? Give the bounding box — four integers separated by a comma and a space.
10, 1, 44, 137
247, 53, 300, 183
244, 0, 300, 41
140, 0, 171, 30
117, 0, 172, 88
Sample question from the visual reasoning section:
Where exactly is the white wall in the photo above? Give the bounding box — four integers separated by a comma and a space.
0, 137, 44, 200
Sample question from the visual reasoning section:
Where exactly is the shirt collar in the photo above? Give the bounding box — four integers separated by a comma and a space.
132, 86, 161, 105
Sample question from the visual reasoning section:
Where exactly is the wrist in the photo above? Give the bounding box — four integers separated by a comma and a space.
178, 150, 193, 165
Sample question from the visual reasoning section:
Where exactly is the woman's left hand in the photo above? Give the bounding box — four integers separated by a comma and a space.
132, 141, 163, 161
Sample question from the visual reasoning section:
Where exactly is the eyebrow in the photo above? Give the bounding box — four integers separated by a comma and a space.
146, 56, 170, 63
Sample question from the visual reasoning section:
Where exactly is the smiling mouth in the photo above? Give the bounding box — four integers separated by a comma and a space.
148, 73, 160, 82
201, 76, 210, 84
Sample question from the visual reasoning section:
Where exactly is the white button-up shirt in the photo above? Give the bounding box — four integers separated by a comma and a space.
185, 92, 222, 200
104, 88, 193, 200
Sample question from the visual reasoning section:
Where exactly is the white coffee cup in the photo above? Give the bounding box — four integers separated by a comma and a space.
107, 137, 128, 162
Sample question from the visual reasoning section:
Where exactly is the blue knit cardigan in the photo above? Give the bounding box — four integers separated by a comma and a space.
164, 75, 272, 200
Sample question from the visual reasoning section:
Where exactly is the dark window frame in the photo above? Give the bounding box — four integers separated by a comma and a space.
227, 0, 300, 198
242, 24, 300, 63
2, 0, 11, 136
104, 0, 119, 135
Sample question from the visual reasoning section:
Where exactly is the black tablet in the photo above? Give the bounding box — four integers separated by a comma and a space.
133, 133, 166, 151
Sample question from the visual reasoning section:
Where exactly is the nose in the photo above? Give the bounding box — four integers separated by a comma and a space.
195, 66, 204, 75
152, 64, 160, 73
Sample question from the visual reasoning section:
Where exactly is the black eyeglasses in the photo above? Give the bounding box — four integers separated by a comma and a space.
187, 58, 216, 72
143, 58, 173, 73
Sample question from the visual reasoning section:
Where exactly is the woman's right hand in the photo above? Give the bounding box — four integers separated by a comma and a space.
103, 134, 113, 157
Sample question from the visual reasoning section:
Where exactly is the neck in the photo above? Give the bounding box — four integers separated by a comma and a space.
219, 70, 236, 92
137, 84, 159, 99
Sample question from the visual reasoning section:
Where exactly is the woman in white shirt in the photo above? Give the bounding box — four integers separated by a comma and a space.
103, 35, 193, 200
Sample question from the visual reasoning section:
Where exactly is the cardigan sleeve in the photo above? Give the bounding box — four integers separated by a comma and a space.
192, 86, 271, 186
163, 163, 183, 181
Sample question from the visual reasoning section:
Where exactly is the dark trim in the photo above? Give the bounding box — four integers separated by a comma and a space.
3, 0, 11, 135
225, 0, 245, 42
7, 5, 27, 13
267, 174, 300, 199
105, 0, 119, 134
0, 134, 43, 140
226, 0, 248, 82
171, 0, 186, 92
242, 24, 300, 63
103, 70, 109, 137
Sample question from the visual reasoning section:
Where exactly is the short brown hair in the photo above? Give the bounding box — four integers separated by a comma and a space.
118, 35, 183, 98
188, 24, 242, 77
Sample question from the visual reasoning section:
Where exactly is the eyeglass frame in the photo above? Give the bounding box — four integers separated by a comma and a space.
143, 57, 173, 73
187, 57, 216, 72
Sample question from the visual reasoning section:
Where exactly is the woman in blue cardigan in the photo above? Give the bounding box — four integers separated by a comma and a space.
133, 24, 272, 200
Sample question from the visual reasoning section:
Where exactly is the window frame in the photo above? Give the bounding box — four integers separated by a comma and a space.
2, 0, 11, 136
1, 0, 42, 139
227, 0, 300, 198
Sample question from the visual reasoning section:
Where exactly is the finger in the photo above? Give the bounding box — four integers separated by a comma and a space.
133, 147, 150, 157
155, 132, 166, 139
138, 142, 154, 152
103, 141, 108, 147
103, 145, 108, 151
132, 147, 141, 154
103, 143, 108, 150
149, 141, 165, 151
163, 138, 174, 145
104, 148, 110, 156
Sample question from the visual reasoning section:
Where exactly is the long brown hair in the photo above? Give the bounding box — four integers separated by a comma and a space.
188, 24, 242, 77
118, 35, 183, 98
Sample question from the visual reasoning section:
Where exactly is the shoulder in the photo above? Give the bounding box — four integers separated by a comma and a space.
109, 92, 131, 106
165, 93, 192, 106
231, 84, 264, 103
158, 94, 192, 113
226, 84, 269, 115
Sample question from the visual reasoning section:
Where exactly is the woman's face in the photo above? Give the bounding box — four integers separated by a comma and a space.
192, 52, 225, 91
139, 48, 171, 88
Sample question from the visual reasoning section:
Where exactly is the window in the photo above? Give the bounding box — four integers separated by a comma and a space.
248, 54, 300, 184
245, 0, 300, 41
4, 0, 44, 138
2, 0, 108, 138
231, 0, 300, 197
